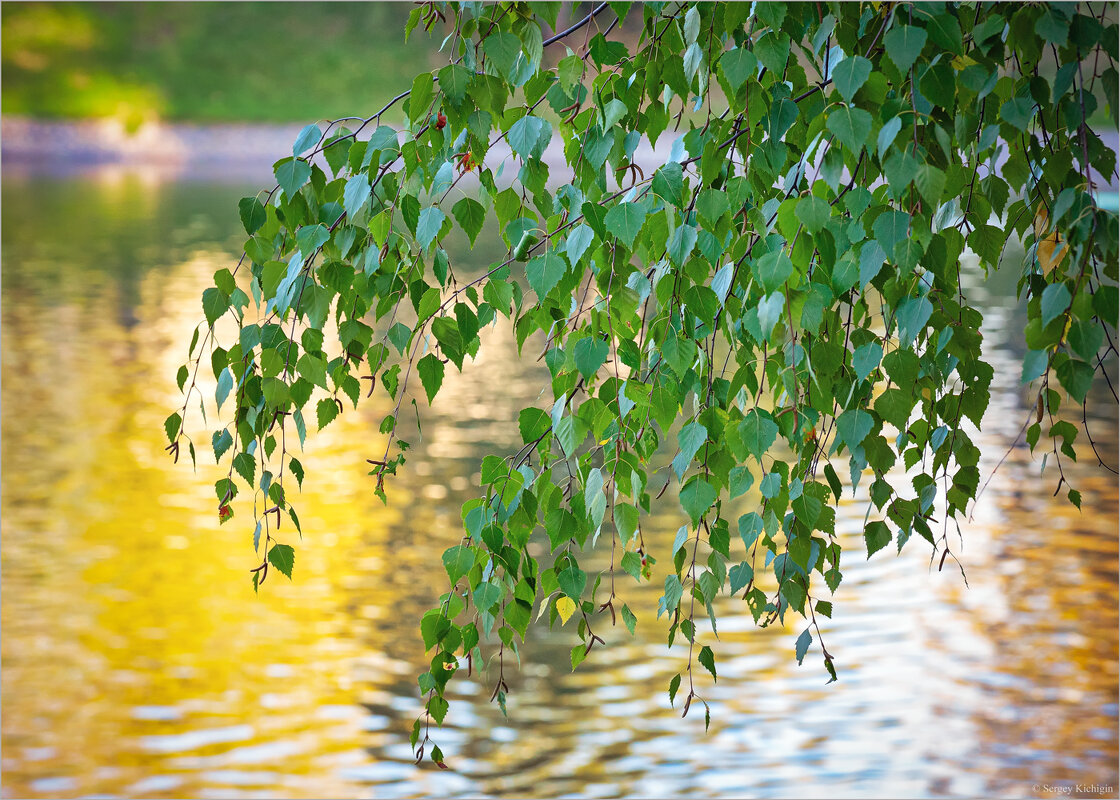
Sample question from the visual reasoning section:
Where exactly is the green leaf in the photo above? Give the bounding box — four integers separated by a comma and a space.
274, 158, 311, 198
679, 477, 717, 525
573, 337, 608, 381
585, 466, 606, 527
794, 628, 812, 665
508, 115, 551, 160
739, 512, 764, 550
387, 323, 412, 355
316, 397, 339, 429
729, 562, 753, 594
212, 429, 233, 461
268, 543, 295, 579
215, 368, 233, 410
417, 206, 446, 250
410, 73, 435, 125
739, 410, 778, 458
754, 30, 789, 72
614, 503, 639, 545
442, 545, 474, 585
1035, 9, 1071, 43
292, 123, 321, 157
558, 54, 583, 92
719, 47, 757, 91
288, 457, 304, 488
417, 354, 445, 404
883, 24, 927, 74
565, 224, 594, 266
926, 13, 962, 54
658, 574, 684, 618
570, 644, 587, 670
473, 581, 502, 612
604, 202, 648, 248
526, 252, 565, 298
756, 250, 793, 292
756, 291, 784, 337
323, 133, 352, 175
1040, 283, 1071, 328
295, 223, 329, 255
482, 32, 522, 81
343, 175, 371, 220
673, 421, 708, 478
1056, 358, 1094, 403
826, 105, 873, 154
1068, 320, 1104, 363
795, 195, 830, 233
438, 63, 471, 106
832, 55, 872, 103
864, 521, 891, 558
652, 162, 684, 207
1000, 97, 1035, 131
417, 287, 441, 322
518, 407, 550, 442
558, 565, 586, 599
875, 388, 915, 429
622, 604, 637, 635
895, 295, 933, 348
452, 197, 485, 246
712, 262, 735, 305
877, 116, 903, 159
852, 342, 882, 382
920, 62, 955, 109
238, 196, 266, 235
914, 164, 946, 207
835, 409, 873, 452
729, 466, 754, 498
667, 224, 697, 266
202, 287, 229, 327
698, 645, 717, 681
163, 412, 181, 444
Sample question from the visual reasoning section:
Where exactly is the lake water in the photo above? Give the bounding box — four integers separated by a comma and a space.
2, 166, 1117, 799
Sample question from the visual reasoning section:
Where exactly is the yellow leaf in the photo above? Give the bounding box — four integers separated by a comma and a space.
1034, 203, 1068, 276
1038, 234, 1068, 275
556, 596, 576, 625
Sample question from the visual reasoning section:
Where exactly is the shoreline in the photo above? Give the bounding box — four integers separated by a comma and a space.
3, 116, 1117, 196
1, 116, 308, 180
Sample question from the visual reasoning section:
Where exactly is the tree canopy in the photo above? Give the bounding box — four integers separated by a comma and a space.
167, 1, 1119, 766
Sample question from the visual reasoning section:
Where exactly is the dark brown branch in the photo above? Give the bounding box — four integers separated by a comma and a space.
543, 3, 610, 47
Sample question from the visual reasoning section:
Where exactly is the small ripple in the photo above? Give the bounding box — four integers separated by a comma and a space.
139, 724, 254, 753
337, 760, 418, 783
126, 774, 182, 794
199, 769, 279, 786
131, 705, 184, 722
28, 776, 77, 794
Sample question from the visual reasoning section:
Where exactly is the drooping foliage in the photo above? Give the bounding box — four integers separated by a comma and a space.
167, 1, 1119, 765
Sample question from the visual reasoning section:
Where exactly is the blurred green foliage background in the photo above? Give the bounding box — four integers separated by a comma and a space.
1, 2, 434, 125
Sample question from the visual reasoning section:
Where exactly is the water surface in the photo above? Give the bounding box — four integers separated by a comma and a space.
2, 167, 1117, 799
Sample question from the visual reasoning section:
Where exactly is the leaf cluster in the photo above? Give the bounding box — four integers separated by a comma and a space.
168, 1, 1119, 763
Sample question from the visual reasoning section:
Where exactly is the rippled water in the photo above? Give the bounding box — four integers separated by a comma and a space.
2, 167, 1117, 799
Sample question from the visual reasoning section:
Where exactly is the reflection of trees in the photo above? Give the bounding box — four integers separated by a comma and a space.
875, 269, 1120, 796
920, 430, 1120, 795
1, 172, 258, 328
1, 183, 388, 797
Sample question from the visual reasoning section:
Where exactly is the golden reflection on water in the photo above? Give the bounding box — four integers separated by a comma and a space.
1, 172, 1117, 799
